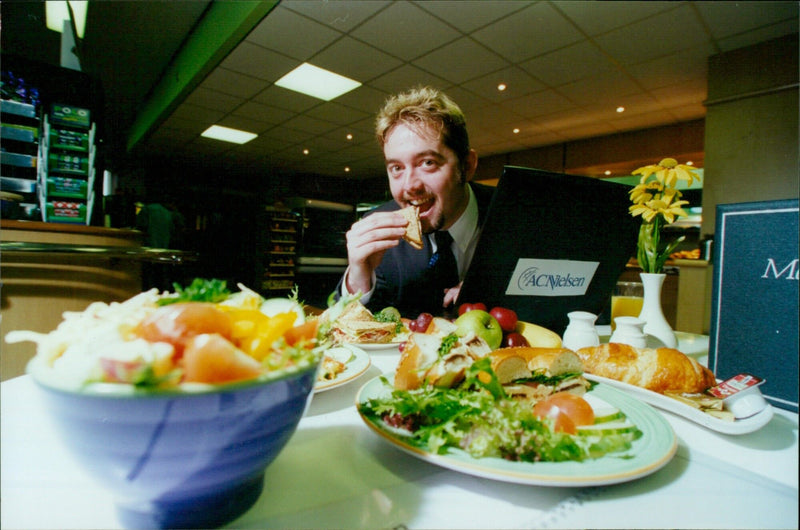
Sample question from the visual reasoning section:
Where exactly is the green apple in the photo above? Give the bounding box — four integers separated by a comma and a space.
454, 309, 503, 350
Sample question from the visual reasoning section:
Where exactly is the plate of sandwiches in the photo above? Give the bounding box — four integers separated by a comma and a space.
315, 344, 371, 393
327, 300, 406, 350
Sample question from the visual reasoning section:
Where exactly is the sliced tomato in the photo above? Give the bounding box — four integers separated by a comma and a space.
533, 392, 595, 434
283, 319, 319, 347
137, 303, 233, 354
182, 333, 262, 384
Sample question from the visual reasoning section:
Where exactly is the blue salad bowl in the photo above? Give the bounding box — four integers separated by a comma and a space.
28, 356, 319, 529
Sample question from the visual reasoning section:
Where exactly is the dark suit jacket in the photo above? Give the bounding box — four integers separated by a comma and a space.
336, 182, 495, 318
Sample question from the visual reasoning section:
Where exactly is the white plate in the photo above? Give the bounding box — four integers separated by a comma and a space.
356, 376, 677, 486
584, 374, 774, 435
352, 341, 401, 352
315, 344, 371, 393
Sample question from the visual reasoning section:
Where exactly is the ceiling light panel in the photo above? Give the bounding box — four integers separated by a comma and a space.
275, 63, 361, 101
201, 125, 257, 144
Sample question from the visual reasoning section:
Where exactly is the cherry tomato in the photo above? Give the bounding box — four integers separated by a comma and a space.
533, 392, 595, 434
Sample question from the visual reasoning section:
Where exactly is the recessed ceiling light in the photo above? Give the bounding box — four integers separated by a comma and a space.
605, 170, 612, 176
344, 167, 351, 173
302, 149, 310, 155
275, 63, 361, 101
616, 106, 625, 113
512, 128, 520, 134
686, 161, 694, 166
46, 1, 88, 38
346, 133, 353, 141
200, 125, 257, 144
497, 83, 507, 91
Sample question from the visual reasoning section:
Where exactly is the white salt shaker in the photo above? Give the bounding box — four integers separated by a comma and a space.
610, 316, 648, 348
562, 311, 600, 351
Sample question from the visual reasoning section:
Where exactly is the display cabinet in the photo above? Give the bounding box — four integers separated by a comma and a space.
262, 207, 299, 296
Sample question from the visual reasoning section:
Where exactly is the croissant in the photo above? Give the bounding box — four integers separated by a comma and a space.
576, 343, 716, 394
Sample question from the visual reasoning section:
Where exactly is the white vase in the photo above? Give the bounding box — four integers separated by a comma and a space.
562, 311, 600, 351
638, 272, 677, 348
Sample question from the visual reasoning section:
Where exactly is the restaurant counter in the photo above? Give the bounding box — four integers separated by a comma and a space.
0, 220, 195, 380
2, 331, 797, 529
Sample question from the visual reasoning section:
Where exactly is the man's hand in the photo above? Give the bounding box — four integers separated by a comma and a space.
344, 211, 408, 294
443, 281, 462, 308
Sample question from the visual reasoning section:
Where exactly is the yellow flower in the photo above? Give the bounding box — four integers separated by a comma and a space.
629, 192, 689, 223
633, 157, 700, 188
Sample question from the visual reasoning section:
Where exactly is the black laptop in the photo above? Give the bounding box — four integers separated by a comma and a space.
456, 166, 639, 336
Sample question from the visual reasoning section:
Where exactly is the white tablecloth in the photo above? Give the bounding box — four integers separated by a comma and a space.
2, 340, 798, 529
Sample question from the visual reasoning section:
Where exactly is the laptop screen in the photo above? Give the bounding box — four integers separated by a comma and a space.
457, 166, 639, 336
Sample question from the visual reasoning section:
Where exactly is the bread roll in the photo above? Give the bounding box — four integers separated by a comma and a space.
576, 343, 716, 394
490, 347, 583, 384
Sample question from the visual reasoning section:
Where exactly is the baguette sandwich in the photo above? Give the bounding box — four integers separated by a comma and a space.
576, 342, 716, 394
399, 205, 424, 250
489, 347, 591, 403
394, 331, 492, 390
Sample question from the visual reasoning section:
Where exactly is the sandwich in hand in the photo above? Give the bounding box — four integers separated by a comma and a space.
489, 347, 591, 404
399, 205, 423, 250
328, 300, 397, 344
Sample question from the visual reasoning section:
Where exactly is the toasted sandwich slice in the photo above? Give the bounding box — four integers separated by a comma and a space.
399, 205, 424, 250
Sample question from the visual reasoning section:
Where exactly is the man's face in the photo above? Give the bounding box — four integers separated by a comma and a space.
384, 122, 471, 233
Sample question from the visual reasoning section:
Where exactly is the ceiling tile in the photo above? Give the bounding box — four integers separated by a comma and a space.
232, 101, 296, 125
471, 2, 584, 63
183, 87, 243, 113
556, 70, 643, 106
626, 47, 710, 91
351, 1, 461, 61
694, 1, 799, 41
554, 0, 676, 37
368, 64, 452, 94
280, 114, 340, 136
519, 40, 619, 87
334, 85, 391, 115
281, 0, 391, 32
461, 66, 546, 103
304, 101, 372, 126
412, 37, 508, 85
199, 68, 269, 99
218, 41, 299, 82
170, 103, 226, 125
414, 0, 527, 33
498, 88, 577, 120
252, 86, 322, 113
245, 6, 342, 61
310, 36, 403, 83
593, 4, 710, 65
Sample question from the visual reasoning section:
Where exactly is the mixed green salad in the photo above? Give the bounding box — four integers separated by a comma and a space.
359, 358, 642, 463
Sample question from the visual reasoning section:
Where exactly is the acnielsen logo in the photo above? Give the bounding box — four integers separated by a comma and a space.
505, 259, 599, 297
518, 267, 588, 290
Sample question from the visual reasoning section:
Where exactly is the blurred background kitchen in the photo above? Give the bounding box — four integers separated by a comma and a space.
1, 1, 797, 379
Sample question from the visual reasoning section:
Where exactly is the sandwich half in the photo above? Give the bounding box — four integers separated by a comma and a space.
399, 205, 423, 250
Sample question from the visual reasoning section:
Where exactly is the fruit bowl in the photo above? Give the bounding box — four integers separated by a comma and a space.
27, 355, 318, 529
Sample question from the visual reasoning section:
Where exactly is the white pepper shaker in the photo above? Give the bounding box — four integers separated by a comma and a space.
562, 311, 600, 351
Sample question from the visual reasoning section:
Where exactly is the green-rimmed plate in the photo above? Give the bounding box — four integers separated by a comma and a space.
356, 377, 677, 486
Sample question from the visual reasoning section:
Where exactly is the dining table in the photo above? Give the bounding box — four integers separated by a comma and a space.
2, 329, 798, 529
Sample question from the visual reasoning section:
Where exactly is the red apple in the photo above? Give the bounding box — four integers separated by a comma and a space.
458, 302, 487, 315
490, 306, 518, 332
503, 332, 529, 348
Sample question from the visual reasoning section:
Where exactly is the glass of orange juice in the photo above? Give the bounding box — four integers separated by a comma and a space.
611, 281, 644, 330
